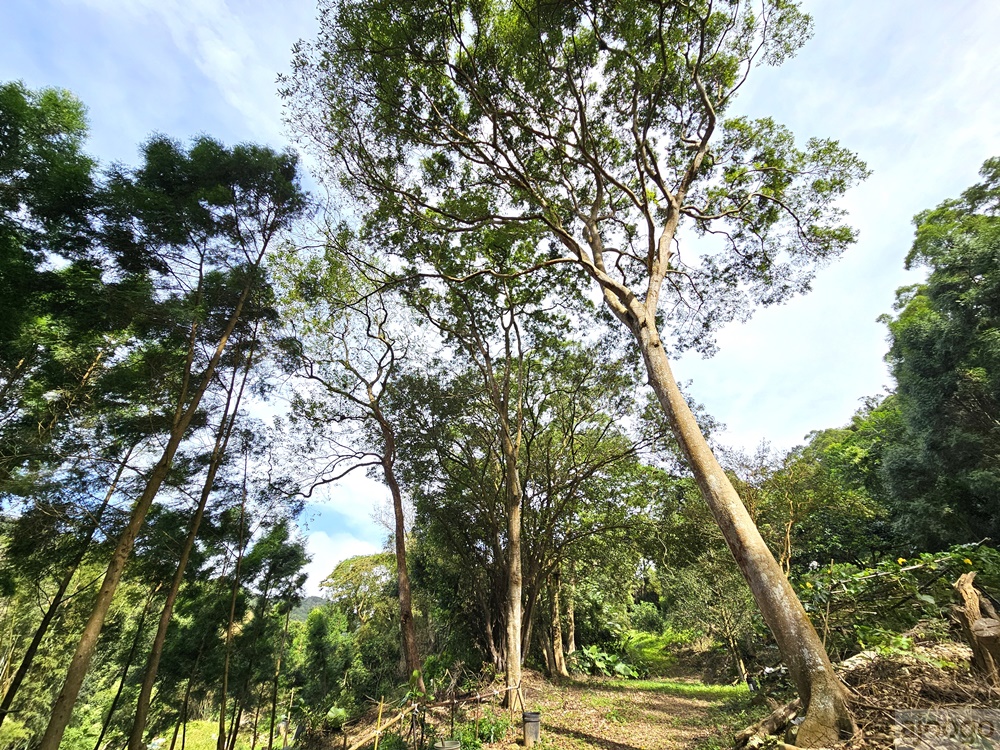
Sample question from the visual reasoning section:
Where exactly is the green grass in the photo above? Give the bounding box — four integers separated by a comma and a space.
692, 694, 771, 750
620, 627, 697, 676
603, 678, 750, 702
161, 720, 253, 750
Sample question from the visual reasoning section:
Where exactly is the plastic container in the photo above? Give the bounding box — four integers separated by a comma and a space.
522, 711, 541, 747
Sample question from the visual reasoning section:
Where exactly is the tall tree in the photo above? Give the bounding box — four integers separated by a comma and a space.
286, 1, 869, 741
127, 315, 264, 750
882, 157, 1000, 547
39, 137, 305, 750
275, 239, 425, 689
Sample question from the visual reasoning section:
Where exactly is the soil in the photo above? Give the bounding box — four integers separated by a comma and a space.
494, 670, 750, 750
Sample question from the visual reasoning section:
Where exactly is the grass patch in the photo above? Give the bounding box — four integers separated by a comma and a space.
159, 720, 252, 750
692, 693, 771, 750
603, 678, 750, 702
620, 627, 696, 676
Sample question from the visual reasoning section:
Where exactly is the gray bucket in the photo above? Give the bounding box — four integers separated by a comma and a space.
522, 711, 541, 747
433, 741, 460, 750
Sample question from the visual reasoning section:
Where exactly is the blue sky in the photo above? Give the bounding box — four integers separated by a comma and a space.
3, 0, 999, 593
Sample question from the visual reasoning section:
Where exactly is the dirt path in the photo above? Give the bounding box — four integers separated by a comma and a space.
485, 671, 756, 750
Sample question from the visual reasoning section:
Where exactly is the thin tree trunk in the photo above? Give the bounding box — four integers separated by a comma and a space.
281, 689, 294, 750
636, 332, 855, 746
375, 409, 424, 691
167, 680, 190, 750
267, 610, 291, 750
550, 572, 568, 678
250, 685, 264, 750
218, 467, 249, 750
39, 265, 262, 750
565, 564, 576, 655
503, 444, 523, 704
128, 329, 257, 750
93, 585, 159, 750
226, 701, 244, 750
0, 444, 134, 729
540, 623, 553, 676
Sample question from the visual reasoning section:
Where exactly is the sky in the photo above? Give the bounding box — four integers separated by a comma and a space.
3, 0, 999, 594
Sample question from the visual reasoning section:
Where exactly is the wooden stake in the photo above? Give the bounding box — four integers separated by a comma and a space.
374, 698, 384, 750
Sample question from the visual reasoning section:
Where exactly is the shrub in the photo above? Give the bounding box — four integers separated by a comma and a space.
568, 645, 639, 678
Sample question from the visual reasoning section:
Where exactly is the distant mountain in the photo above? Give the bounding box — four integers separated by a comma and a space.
291, 595, 328, 621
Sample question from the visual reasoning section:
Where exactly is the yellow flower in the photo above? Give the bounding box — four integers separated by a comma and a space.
964, 558, 973, 565
897, 557, 906, 565
805, 582, 813, 589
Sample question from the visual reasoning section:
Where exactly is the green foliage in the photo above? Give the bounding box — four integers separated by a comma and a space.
473, 710, 511, 744
568, 645, 639, 679
793, 544, 1000, 659
879, 157, 1000, 547
618, 629, 696, 677
451, 710, 511, 749
376, 731, 407, 750
629, 601, 665, 634
287, 0, 868, 355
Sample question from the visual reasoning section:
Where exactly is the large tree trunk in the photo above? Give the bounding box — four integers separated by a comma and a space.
550, 572, 568, 678
953, 572, 1000, 686
38, 270, 259, 750
0, 445, 133, 729
636, 330, 855, 746
503, 443, 523, 706
565, 564, 576, 655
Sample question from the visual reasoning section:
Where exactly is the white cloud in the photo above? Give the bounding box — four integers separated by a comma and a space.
303, 530, 380, 597
50, 0, 315, 151
311, 472, 391, 530
674, 0, 1000, 451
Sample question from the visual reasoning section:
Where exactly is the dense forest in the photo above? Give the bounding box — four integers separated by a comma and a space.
1, 1, 998, 750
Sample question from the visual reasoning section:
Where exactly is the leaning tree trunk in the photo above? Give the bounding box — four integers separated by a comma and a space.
128, 332, 256, 750
38, 272, 259, 750
635, 324, 855, 747
0, 444, 133, 730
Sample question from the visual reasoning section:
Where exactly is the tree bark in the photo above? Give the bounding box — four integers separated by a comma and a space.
565, 564, 576, 655
375, 407, 424, 692
953, 572, 1000, 686
128, 330, 257, 750
93, 585, 158, 750
0, 444, 133, 729
38, 265, 261, 750
550, 571, 568, 678
503, 442, 523, 704
635, 328, 854, 746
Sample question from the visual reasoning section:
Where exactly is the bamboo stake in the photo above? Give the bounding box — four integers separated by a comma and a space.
373, 699, 384, 750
